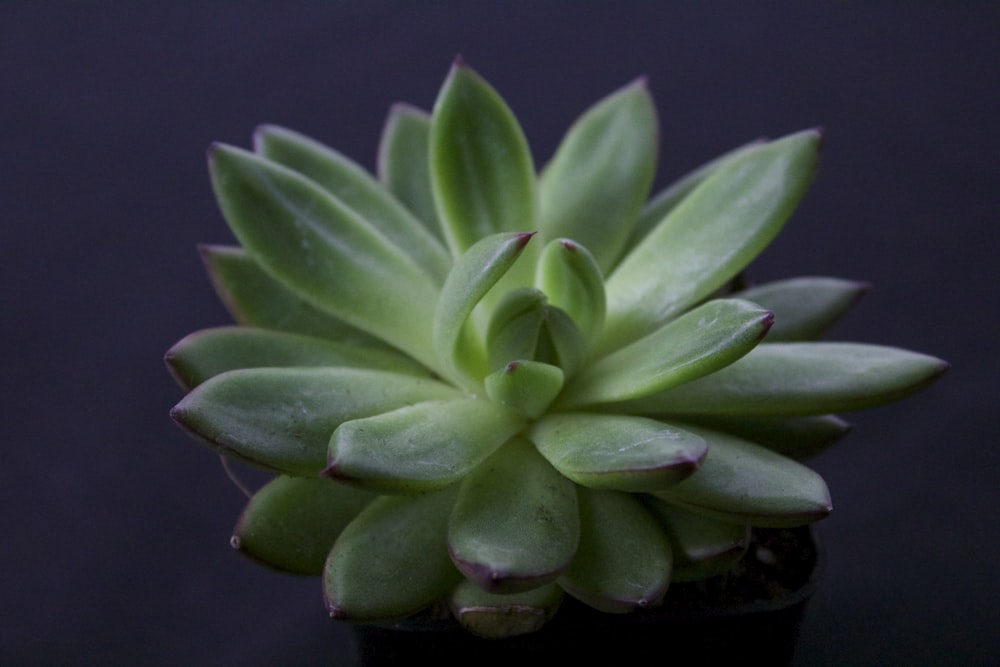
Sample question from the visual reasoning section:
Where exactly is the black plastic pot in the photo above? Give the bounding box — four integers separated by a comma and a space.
350, 526, 823, 666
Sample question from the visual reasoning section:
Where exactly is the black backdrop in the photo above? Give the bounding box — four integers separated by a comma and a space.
3, 3, 997, 665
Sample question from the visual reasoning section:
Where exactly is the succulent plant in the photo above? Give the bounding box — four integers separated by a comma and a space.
166, 59, 948, 639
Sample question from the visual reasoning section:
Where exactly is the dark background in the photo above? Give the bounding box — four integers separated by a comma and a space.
3, 2, 997, 664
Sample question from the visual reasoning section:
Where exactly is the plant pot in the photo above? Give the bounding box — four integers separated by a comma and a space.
349, 525, 823, 666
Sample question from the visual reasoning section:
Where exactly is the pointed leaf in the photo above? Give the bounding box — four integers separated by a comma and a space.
558, 489, 672, 613
622, 342, 950, 417
644, 497, 749, 582
376, 103, 443, 240
326, 399, 525, 493
536, 239, 606, 343
485, 288, 547, 372
199, 244, 391, 347
448, 437, 579, 594
324, 488, 462, 622
561, 298, 772, 408
255, 124, 450, 283
538, 79, 658, 272
653, 425, 832, 527
449, 579, 564, 639
682, 414, 852, 460
531, 413, 707, 493
232, 475, 375, 575
170, 368, 459, 475
429, 61, 536, 256
208, 144, 441, 371
484, 360, 564, 419
434, 231, 535, 389
165, 325, 429, 390
736, 276, 869, 341
598, 129, 823, 355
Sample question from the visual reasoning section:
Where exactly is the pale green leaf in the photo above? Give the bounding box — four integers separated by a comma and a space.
681, 414, 852, 460
538, 79, 657, 272
449, 579, 564, 639
535, 239, 606, 343
644, 496, 749, 582
485, 288, 547, 372
735, 276, 869, 341
448, 437, 579, 594
484, 360, 564, 419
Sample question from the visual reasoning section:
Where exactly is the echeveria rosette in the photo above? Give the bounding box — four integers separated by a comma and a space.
166, 60, 948, 639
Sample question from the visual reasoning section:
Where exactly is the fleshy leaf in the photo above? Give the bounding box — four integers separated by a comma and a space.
560, 298, 773, 408
558, 489, 672, 613
170, 368, 459, 475
644, 497, 750, 583
324, 488, 462, 622
433, 231, 535, 389
326, 399, 526, 493
537, 79, 657, 272
621, 342, 950, 417
429, 60, 536, 257
735, 276, 869, 341
682, 414, 852, 460
208, 144, 441, 371
376, 103, 443, 240
254, 124, 450, 283
484, 360, 565, 419
535, 239, 606, 343
598, 129, 823, 355
530, 413, 707, 493
625, 139, 765, 254
199, 244, 390, 347
165, 325, 429, 390
485, 288, 547, 372
449, 579, 564, 639
653, 425, 832, 527
231, 475, 375, 575
448, 437, 579, 594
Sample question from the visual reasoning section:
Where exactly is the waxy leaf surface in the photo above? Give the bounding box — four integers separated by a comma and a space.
484, 360, 564, 419
376, 103, 443, 240
644, 497, 749, 582
535, 239, 606, 343
449, 579, 564, 639
684, 414, 851, 460
736, 276, 868, 341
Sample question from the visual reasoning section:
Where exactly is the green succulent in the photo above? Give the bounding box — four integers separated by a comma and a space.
166, 59, 948, 639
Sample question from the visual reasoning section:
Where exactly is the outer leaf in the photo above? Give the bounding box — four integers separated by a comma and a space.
530, 413, 706, 493
170, 368, 459, 476
208, 144, 441, 371
325, 399, 526, 493
535, 239, 606, 343
254, 124, 450, 283
735, 276, 869, 341
538, 79, 658, 272
449, 579, 564, 639
376, 103, 443, 240
164, 325, 429, 390
433, 232, 535, 389
682, 414, 852, 461
626, 139, 765, 254
621, 342, 950, 417
653, 425, 832, 527
231, 475, 375, 575
598, 129, 823, 355
484, 360, 564, 419
429, 60, 536, 256
324, 487, 462, 622
199, 244, 391, 348
644, 497, 750, 583
448, 437, 579, 594
560, 298, 773, 408
558, 489, 672, 613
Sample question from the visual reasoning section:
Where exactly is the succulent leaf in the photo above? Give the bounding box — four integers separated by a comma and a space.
324, 487, 462, 622
170, 368, 459, 475
535, 239, 606, 344
736, 276, 869, 341
199, 244, 390, 347
561, 298, 773, 408
326, 398, 526, 493
599, 129, 823, 355
654, 425, 832, 527
684, 414, 852, 460
165, 325, 429, 390
485, 288, 548, 372
376, 104, 443, 240
558, 489, 672, 613
484, 360, 565, 419
208, 144, 441, 370
538, 79, 657, 272
449, 579, 564, 639
644, 497, 750, 582
232, 475, 375, 576
448, 437, 579, 594
530, 413, 707, 493
625, 342, 951, 417
254, 124, 451, 283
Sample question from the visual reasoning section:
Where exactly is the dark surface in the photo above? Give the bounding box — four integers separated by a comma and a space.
2, 3, 997, 665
